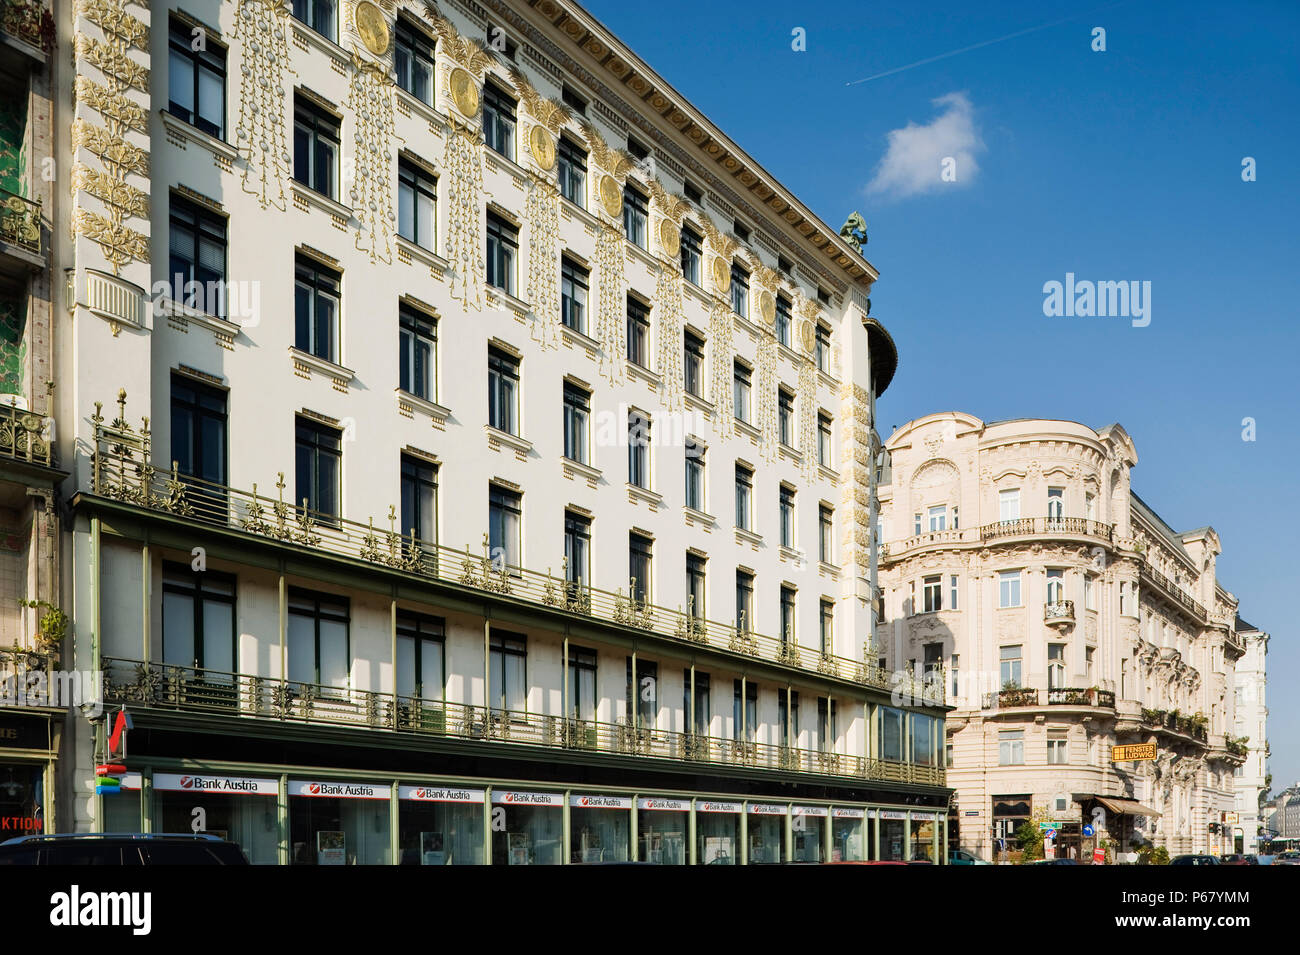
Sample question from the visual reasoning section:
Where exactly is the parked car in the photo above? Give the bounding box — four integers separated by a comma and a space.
949, 848, 992, 865
1169, 854, 1221, 866
1028, 857, 1079, 865
0, 833, 249, 865
1222, 854, 1259, 865
1273, 851, 1300, 866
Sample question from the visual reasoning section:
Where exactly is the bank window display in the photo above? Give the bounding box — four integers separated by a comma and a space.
748, 804, 787, 864
910, 813, 937, 862
0, 763, 45, 836
792, 807, 826, 862
289, 780, 392, 865
637, 798, 687, 863
492, 791, 563, 865
832, 808, 865, 862
397, 787, 485, 865
880, 810, 907, 861
154, 773, 279, 864
569, 795, 631, 863
696, 801, 741, 864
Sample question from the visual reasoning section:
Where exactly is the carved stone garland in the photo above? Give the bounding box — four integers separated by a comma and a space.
443, 116, 483, 309
71, 0, 151, 273
756, 328, 778, 462
235, 0, 291, 211
594, 222, 626, 384
524, 176, 560, 349
797, 358, 817, 482
654, 265, 685, 411
708, 299, 734, 435
348, 59, 396, 263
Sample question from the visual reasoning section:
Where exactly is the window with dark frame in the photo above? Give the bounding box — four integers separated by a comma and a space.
779, 484, 795, 548
564, 510, 591, 594
293, 95, 339, 198
680, 225, 702, 285
482, 82, 516, 159
628, 410, 650, 489
780, 585, 796, 644
295, 416, 341, 523
625, 657, 658, 729
686, 552, 706, 621
557, 135, 587, 207
394, 17, 435, 104
399, 453, 438, 547
399, 305, 436, 401
629, 532, 652, 606
683, 181, 703, 204
294, 254, 340, 362
819, 600, 834, 656
287, 588, 350, 693
161, 563, 236, 676
562, 381, 590, 464
734, 463, 752, 531
730, 263, 749, 318
168, 18, 226, 138
561, 256, 589, 334
623, 184, 648, 248
290, 0, 336, 40
733, 361, 751, 423
486, 212, 518, 295
568, 645, 597, 721
170, 375, 228, 509
683, 330, 705, 397
818, 504, 833, 563
396, 611, 445, 702
626, 295, 650, 366
398, 158, 437, 251
775, 294, 791, 347
778, 387, 794, 446
488, 485, 522, 572
168, 196, 227, 317
815, 323, 831, 372
817, 412, 833, 467
487, 345, 519, 435
684, 438, 705, 512
733, 679, 757, 742
683, 670, 710, 736
735, 569, 754, 634
779, 690, 800, 747
489, 630, 527, 714
561, 85, 587, 115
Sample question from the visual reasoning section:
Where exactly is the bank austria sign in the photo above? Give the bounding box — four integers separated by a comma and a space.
154, 773, 277, 796
398, 786, 485, 803
290, 780, 392, 799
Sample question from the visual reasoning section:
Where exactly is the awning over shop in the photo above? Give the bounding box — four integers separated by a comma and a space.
1093, 796, 1161, 818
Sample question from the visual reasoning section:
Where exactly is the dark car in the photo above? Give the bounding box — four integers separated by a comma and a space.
0, 833, 250, 865
1029, 857, 1079, 865
1169, 854, 1221, 866
1223, 854, 1258, 865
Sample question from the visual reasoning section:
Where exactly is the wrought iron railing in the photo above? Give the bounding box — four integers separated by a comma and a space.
1046, 687, 1116, 707
100, 657, 947, 787
0, 399, 52, 466
1043, 600, 1075, 622
884, 517, 1113, 558
1139, 565, 1206, 619
88, 392, 943, 706
0, 190, 40, 255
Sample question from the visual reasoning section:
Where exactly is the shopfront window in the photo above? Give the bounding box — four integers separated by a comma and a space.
569, 795, 631, 863
878, 706, 904, 761
155, 773, 278, 864
748, 805, 787, 863
0, 763, 45, 836
792, 807, 826, 862
696, 801, 740, 864
397, 787, 485, 865
910, 813, 937, 861
289, 780, 392, 865
832, 809, 865, 862
637, 798, 687, 863
492, 791, 563, 865
880, 811, 907, 861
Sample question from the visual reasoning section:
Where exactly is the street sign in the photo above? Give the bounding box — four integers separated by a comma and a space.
1093, 847, 1106, 864
1045, 828, 1057, 840
1082, 824, 1095, 837
1223, 812, 1239, 824
1112, 743, 1157, 762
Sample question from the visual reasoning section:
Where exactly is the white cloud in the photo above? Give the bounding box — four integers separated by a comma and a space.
867, 92, 984, 199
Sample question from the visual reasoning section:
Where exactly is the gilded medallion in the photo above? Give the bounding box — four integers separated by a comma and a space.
449, 67, 479, 117
528, 125, 556, 170
758, 290, 775, 328
353, 1, 390, 56
799, 319, 816, 354
711, 256, 730, 294
598, 175, 623, 218
658, 219, 680, 258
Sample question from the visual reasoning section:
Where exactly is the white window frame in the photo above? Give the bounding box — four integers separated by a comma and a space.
998, 730, 1024, 766
928, 505, 946, 532
999, 571, 1022, 608
999, 488, 1020, 522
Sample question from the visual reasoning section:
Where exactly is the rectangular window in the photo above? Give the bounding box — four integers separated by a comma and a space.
398, 159, 437, 250
564, 511, 591, 592
628, 410, 651, 489
487, 484, 522, 571
1086, 646, 1095, 684
626, 658, 657, 728
629, 532, 652, 605
779, 585, 796, 644
290, 0, 336, 40
779, 485, 795, 548
733, 679, 757, 742
730, 264, 749, 318
1084, 574, 1096, 611
950, 654, 960, 699
923, 643, 942, 683
775, 295, 791, 347
1048, 643, 1066, 689
486, 212, 518, 295
680, 225, 702, 285
999, 645, 1022, 688
168, 18, 226, 138
169, 196, 227, 317
686, 553, 706, 621
400, 453, 438, 547
733, 361, 752, 423
998, 730, 1025, 765
394, 17, 435, 104
398, 305, 436, 401
557, 135, 587, 207
684, 439, 705, 511
1085, 492, 1097, 521
819, 600, 833, 655
170, 375, 228, 499
561, 256, 589, 334
684, 671, 710, 735
293, 96, 339, 199
626, 295, 649, 367
928, 505, 947, 532
879, 707, 904, 761
779, 691, 800, 747
817, 413, 832, 467
999, 488, 1021, 522
1046, 568, 1064, 603
568, 646, 597, 721
1119, 581, 1129, 616
818, 504, 833, 563
735, 464, 753, 531
949, 575, 959, 611
562, 381, 590, 464
489, 630, 527, 714
487, 346, 519, 435
999, 570, 1022, 608
161, 563, 235, 675
923, 575, 942, 613
294, 416, 341, 523
294, 254, 340, 362
735, 570, 754, 633
1047, 486, 1065, 520
683, 330, 705, 397
913, 513, 922, 536
482, 82, 516, 159
287, 588, 349, 692
1047, 734, 1068, 765
396, 611, 444, 702
777, 388, 794, 446
815, 323, 831, 372
623, 185, 648, 248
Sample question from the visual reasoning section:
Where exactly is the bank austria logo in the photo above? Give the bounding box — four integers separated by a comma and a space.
308, 783, 321, 795
50, 886, 151, 936
179, 775, 194, 789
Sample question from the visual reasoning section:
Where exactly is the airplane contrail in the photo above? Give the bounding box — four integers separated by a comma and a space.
845, 2, 1129, 87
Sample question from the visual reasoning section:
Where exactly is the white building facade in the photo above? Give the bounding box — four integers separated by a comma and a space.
877, 412, 1248, 859
50, 0, 949, 863
1231, 618, 1268, 853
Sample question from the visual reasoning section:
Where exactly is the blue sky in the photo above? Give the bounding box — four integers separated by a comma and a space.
585, 0, 1299, 797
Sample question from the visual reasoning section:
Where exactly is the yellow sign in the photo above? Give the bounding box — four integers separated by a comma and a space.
1112, 743, 1157, 762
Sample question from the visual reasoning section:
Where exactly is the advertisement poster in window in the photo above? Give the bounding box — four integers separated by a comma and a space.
316, 830, 345, 865
508, 832, 529, 865
421, 831, 446, 865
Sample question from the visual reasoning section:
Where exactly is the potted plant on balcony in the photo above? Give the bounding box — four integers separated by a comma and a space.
17, 598, 64, 664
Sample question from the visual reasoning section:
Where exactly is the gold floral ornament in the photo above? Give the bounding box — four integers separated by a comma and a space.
449, 67, 479, 117
598, 175, 622, 218
353, 0, 390, 55
757, 290, 776, 328
710, 255, 730, 294
658, 219, 680, 258
528, 125, 555, 170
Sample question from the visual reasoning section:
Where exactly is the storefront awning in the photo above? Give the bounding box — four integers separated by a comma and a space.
1094, 796, 1161, 818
